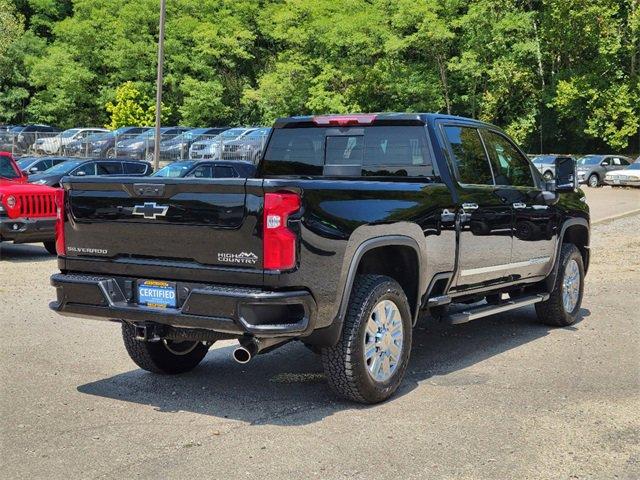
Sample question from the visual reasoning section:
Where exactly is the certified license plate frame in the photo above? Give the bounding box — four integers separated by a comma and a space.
137, 280, 177, 309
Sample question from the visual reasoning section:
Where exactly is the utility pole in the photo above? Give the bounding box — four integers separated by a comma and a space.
153, 0, 167, 172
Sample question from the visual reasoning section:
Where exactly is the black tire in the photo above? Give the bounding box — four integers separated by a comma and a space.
43, 240, 57, 255
105, 147, 115, 158
121, 323, 210, 374
542, 170, 554, 181
588, 173, 600, 187
321, 274, 412, 404
536, 244, 584, 327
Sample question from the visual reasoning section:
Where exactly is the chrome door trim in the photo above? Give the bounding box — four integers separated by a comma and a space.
460, 256, 551, 277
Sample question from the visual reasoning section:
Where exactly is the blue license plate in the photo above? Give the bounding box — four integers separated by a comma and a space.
138, 280, 177, 308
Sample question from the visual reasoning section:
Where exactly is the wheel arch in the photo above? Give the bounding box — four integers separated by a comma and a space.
305, 235, 425, 347
546, 218, 590, 290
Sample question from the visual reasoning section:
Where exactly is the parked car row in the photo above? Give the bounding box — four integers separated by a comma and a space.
1, 124, 272, 164
530, 153, 637, 187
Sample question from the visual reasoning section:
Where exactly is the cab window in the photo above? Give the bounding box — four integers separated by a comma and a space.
442, 125, 493, 185
188, 165, 213, 178
481, 130, 534, 187
97, 162, 123, 175
73, 163, 96, 176
214, 166, 237, 177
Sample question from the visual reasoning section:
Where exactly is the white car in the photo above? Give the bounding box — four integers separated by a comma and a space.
604, 162, 640, 187
32, 127, 109, 155
189, 128, 254, 160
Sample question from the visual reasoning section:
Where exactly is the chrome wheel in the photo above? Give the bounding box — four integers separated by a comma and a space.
562, 259, 580, 313
588, 174, 599, 187
543, 171, 554, 181
162, 339, 199, 356
363, 300, 403, 383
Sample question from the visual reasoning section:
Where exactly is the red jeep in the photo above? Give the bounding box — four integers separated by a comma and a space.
0, 152, 59, 254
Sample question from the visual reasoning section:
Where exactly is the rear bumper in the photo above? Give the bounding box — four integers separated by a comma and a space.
0, 216, 56, 243
49, 273, 317, 338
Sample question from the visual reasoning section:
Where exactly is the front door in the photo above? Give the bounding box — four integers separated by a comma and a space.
480, 129, 558, 279
440, 124, 513, 289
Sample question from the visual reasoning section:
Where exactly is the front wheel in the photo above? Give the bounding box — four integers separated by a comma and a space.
321, 274, 412, 404
542, 170, 554, 181
105, 147, 115, 158
122, 323, 211, 374
588, 173, 600, 188
535, 244, 584, 326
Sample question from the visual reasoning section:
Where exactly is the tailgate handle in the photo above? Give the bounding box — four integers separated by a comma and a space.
134, 184, 165, 197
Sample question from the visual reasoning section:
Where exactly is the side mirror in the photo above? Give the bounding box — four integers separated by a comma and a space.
555, 157, 577, 191
29, 166, 39, 174
74, 170, 86, 177
21, 170, 30, 177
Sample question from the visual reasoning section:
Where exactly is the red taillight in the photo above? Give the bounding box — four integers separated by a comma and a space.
55, 189, 66, 255
312, 114, 376, 126
263, 192, 301, 270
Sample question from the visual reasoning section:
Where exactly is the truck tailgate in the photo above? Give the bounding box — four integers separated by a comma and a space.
61, 177, 264, 278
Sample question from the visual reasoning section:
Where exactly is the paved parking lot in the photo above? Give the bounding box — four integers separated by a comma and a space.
1, 193, 639, 479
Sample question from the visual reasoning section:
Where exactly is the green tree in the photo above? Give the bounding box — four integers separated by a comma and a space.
105, 81, 170, 129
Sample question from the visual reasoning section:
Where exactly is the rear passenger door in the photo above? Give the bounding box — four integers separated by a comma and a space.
441, 123, 513, 289
480, 129, 558, 278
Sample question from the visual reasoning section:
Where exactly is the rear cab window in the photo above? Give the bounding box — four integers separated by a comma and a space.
262, 124, 435, 178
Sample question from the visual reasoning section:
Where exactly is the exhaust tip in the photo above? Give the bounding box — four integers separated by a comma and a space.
233, 346, 252, 364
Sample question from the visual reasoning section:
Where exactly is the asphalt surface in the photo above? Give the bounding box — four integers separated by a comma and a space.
1, 194, 639, 479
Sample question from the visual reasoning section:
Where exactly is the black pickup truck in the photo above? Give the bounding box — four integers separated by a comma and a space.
50, 113, 589, 403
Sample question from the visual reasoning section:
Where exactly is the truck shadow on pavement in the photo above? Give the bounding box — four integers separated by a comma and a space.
77, 306, 590, 426
0, 243, 55, 262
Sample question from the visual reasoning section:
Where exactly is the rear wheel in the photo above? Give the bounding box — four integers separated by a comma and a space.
105, 147, 115, 158
43, 241, 57, 255
588, 173, 600, 187
536, 244, 584, 327
121, 323, 211, 374
321, 274, 412, 404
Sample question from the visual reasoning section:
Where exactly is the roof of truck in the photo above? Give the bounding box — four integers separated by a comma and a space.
272, 113, 493, 128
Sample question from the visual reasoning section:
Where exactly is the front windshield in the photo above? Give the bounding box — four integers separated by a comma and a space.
152, 162, 194, 177
577, 156, 602, 166
247, 128, 270, 138
531, 155, 553, 164
85, 132, 110, 142
16, 158, 35, 169
0, 156, 21, 179
167, 129, 205, 143
43, 160, 82, 175
61, 129, 81, 138
221, 128, 246, 139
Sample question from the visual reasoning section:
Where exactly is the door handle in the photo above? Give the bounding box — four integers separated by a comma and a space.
512, 202, 527, 209
462, 202, 479, 211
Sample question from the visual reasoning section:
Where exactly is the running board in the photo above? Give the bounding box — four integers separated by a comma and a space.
447, 294, 550, 325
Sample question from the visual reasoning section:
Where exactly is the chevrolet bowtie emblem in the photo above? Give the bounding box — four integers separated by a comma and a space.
132, 202, 169, 219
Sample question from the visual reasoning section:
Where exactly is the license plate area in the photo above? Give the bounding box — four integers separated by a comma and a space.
137, 280, 177, 308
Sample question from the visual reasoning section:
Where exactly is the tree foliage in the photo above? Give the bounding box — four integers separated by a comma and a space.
1, 0, 638, 153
